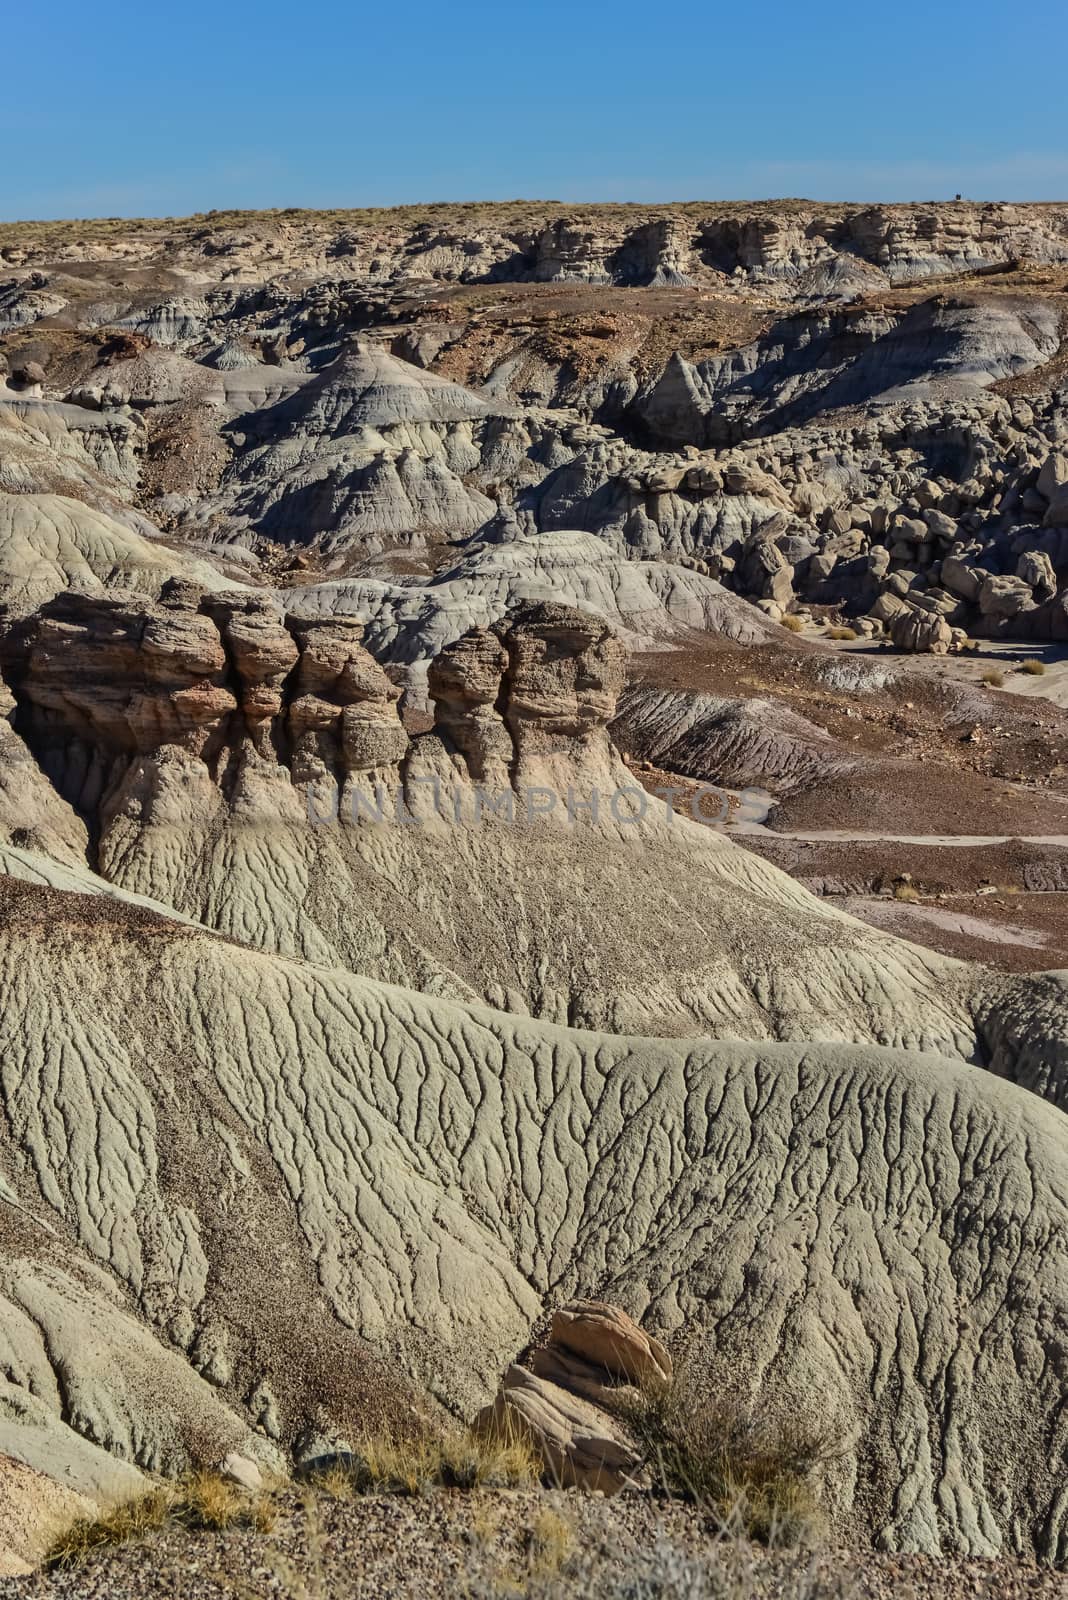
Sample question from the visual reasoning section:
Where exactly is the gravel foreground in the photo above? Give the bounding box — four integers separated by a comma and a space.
4, 1490, 1067, 1600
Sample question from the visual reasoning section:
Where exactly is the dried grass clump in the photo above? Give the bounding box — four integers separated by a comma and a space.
44, 1489, 173, 1569
485, 1537, 864, 1599
892, 882, 921, 903
44, 1471, 275, 1570
827, 626, 859, 641
981, 668, 1005, 687
780, 615, 805, 633
1020, 658, 1047, 675
525, 1507, 575, 1577
303, 1425, 539, 1498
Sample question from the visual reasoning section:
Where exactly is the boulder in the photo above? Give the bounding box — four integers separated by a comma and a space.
1036, 451, 1068, 499
807, 552, 838, 584
473, 1300, 671, 1494
218, 1453, 264, 1493
891, 607, 953, 654
891, 516, 929, 544
941, 554, 982, 603
1017, 549, 1058, 600
978, 574, 1037, 622
474, 1365, 642, 1494
923, 509, 958, 542
914, 478, 944, 510
11, 361, 46, 389
866, 546, 891, 580
549, 1301, 672, 1388
870, 591, 911, 624
740, 537, 794, 605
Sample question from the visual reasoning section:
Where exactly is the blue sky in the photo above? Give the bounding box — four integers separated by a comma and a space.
5, 0, 1067, 219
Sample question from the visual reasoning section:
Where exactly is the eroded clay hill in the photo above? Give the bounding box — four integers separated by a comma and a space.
3, 583, 1065, 1067
2, 204, 1068, 1576
3, 866, 1068, 1565
0, 593, 1066, 1567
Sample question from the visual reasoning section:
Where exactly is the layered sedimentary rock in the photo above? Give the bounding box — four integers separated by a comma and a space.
7, 205, 1068, 650
1, 585, 1020, 1054
7, 202, 1068, 291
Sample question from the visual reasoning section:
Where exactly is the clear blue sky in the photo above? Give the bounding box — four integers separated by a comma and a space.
5, 0, 1067, 219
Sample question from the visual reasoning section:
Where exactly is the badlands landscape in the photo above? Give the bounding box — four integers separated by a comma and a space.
1, 200, 1068, 1596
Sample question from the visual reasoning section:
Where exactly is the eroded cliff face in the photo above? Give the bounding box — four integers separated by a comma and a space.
1, 589, 629, 835
6, 201, 1068, 290
1, 575, 1057, 1083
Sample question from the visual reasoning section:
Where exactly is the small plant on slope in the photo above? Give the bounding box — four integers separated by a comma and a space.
620, 1373, 837, 1548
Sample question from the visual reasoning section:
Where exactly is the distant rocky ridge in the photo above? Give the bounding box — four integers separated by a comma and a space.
4, 201, 1068, 292
4, 218, 1068, 655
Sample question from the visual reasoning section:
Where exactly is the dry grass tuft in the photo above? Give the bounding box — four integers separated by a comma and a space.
469, 1499, 506, 1548
309, 1462, 355, 1502
44, 1472, 276, 1570
525, 1507, 574, 1577
1020, 658, 1047, 675
981, 668, 1005, 687
892, 882, 921, 903
620, 1376, 836, 1548
480, 1536, 865, 1599
303, 1425, 539, 1497
780, 614, 805, 633
180, 1470, 261, 1530
827, 626, 859, 641
44, 1489, 173, 1569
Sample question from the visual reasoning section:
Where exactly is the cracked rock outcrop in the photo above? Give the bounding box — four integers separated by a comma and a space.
2, 585, 1043, 1060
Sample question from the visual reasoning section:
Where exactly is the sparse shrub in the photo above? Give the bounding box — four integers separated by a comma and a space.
181, 1469, 262, 1530
469, 1499, 505, 1548
827, 627, 858, 641
981, 668, 1005, 687
619, 1376, 836, 1548
45, 1489, 173, 1569
780, 615, 805, 633
892, 882, 921, 903
470, 1535, 864, 1599
1020, 658, 1047, 675
309, 1461, 355, 1502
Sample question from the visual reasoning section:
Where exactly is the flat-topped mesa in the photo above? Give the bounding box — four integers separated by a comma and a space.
426, 602, 630, 808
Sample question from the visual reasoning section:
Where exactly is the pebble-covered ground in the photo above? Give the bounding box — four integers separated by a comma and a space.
5, 1489, 1067, 1600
